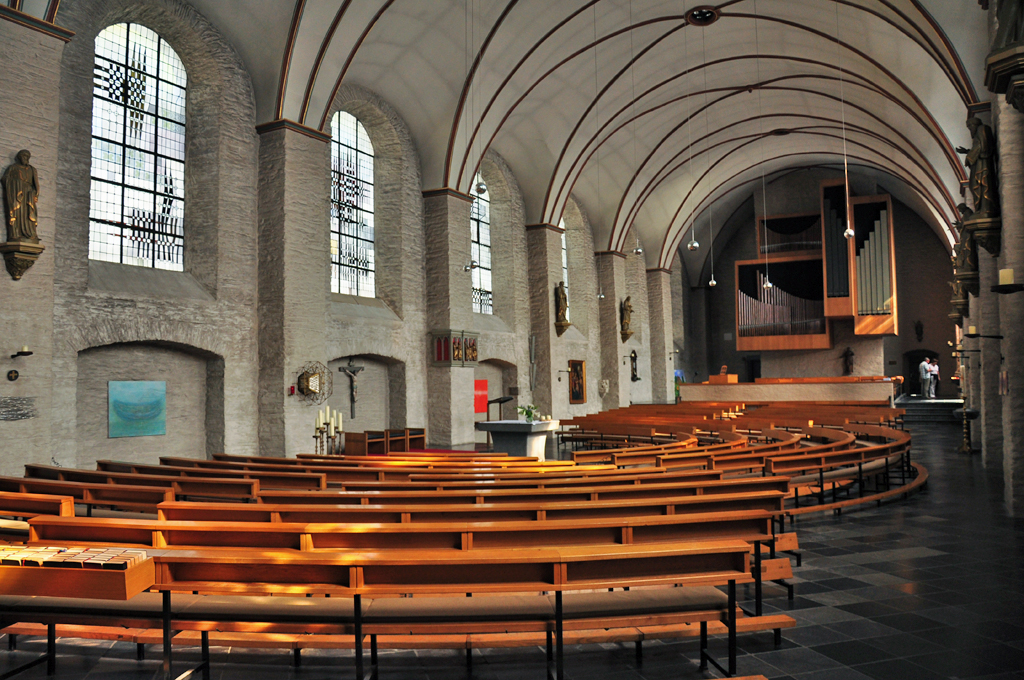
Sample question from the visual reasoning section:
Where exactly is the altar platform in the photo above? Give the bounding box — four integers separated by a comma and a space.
678, 376, 900, 404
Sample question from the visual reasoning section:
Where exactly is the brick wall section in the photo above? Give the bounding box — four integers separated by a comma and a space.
51, 0, 260, 464
0, 18, 62, 475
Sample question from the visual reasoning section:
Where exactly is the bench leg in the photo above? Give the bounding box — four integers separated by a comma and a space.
7, 634, 15, 651
354, 594, 363, 680
46, 623, 55, 676
728, 579, 737, 677
293, 649, 301, 668
136, 643, 145, 661
466, 647, 472, 671
634, 640, 642, 665
754, 541, 763, 617
555, 591, 563, 680
163, 590, 173, 680
699, 622, 708, 670
546, 630, 552, 665
201, 631, 210, 680
370, 634, 378, 680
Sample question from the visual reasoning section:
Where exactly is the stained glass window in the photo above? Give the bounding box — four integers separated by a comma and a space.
471, 175, 492, 314
330, 111, 375, 297
90, 24, 186, 270
559, 218, 570, 322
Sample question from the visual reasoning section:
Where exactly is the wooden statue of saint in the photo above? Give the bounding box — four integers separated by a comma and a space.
2, 150, 40, 243
996, 0, 1024, 49
554, 281, 569, 324
956, 118, 999, 218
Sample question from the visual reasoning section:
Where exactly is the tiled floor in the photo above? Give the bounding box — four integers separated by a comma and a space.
3, 423, 1022, 679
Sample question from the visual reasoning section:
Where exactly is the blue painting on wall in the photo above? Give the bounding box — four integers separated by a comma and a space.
108, 381, 166, 438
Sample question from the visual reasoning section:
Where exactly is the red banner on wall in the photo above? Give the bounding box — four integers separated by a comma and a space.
474, 380, 488, 414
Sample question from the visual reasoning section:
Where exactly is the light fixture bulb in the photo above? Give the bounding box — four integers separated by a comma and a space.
633, 246, 643, 254
708, 277, 717, 287
598, 291, 606, 300
843, 227, 855, 239
475, 181, 487, 195
687, 240, 699, 251
762, 279, 773, 290
464, 260, 479, 271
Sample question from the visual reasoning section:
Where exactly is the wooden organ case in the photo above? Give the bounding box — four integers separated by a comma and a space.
735, 180, 898, 352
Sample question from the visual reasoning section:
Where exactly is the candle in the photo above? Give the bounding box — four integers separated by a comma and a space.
968, 326, 977, 335
20, 346, 28, 353
316, 412, 322, 429
338, 412, 343, 432
329, 420, 335, 436
999, 269, 1015, 285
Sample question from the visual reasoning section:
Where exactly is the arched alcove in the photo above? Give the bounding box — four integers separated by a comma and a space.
75, 341, 224, 466
328, 354, 407, 433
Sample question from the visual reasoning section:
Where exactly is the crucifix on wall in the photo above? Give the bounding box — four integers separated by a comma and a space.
338, 358, 365, 419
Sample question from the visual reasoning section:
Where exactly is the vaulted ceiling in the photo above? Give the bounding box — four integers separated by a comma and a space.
43, 0, 989, 280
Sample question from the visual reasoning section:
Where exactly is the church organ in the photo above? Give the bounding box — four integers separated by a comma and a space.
735, 180, 898, 351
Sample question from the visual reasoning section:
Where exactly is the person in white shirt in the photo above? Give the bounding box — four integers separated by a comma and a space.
927, 360, 939, 398
919, 358, 932, 398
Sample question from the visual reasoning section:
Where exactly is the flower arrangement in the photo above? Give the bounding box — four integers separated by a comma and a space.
517, 404, 539, 422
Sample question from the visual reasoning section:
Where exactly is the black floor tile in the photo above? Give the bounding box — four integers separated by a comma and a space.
809, 640, 896, 665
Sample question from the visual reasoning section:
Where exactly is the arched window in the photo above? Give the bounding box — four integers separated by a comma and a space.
559, 218, 570, 322
471, 174, 492, 314
89, 23, 186, 270
330, 111, 375, 297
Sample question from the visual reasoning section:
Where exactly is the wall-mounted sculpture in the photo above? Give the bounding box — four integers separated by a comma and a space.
620, 296, 634, 342
952, 204, 980, 297
554, 281, 571, 337
0, 150, 45, 280
986, 1, 1024, 113
956, 120, 1002, 256
948, 280, 969, 328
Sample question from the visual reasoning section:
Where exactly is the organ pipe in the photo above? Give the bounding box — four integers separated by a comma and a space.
738, 270, 825, 337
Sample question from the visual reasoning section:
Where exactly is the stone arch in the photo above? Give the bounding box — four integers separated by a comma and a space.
55, 0, 258, 296
325, 84, 423, 318
50, 0, 261, 466
75, 340, 225, 466
478, 150, 527, 325
475, 357, 519, 423
328, 351, 409, 432
561, 196, 599, 337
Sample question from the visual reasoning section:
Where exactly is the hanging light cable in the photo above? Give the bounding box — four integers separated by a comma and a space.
682, 2, 699, 253
593, 4, 606, 300
753, 0, 772, 290
628, 0, 642, 254
834, 0, 854, 238
699, 21, 716, 287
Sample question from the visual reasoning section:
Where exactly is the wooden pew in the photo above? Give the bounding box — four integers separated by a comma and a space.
0, 476, 174, 513
22, 465, 259, 502
94, 460, 326, 490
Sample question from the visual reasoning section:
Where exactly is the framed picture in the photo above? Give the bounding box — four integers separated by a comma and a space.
108, 381, 166, 438
568, 360, 586, 404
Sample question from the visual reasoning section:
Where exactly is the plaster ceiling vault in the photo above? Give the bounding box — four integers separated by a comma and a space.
44, 0, 989, 280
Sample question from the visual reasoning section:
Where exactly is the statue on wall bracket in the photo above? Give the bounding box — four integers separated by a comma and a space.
1, 150, 45, 280
620, 296, 634, 343
554, 281, 571, 337
948, 280, 970, 328
985, 1, 1024, 113
956, 119, 1002, 257
952, 204, 980, 297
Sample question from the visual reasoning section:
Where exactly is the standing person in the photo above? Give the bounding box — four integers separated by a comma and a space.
928, 359, 939, 398
918, 357, 932, 398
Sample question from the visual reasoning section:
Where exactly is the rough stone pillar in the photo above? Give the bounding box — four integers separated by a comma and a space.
423, 189, 475, 448
526, 224, 563, 416
995, 98, 1024, 510
257, 123, 330, 457
979, 255, 1003, 468
597, 252, 631, 408
647, 269, 676, 403
0, 18, 64, 473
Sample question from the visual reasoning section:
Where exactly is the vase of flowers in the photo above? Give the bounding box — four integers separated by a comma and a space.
517, 404, 539, 423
